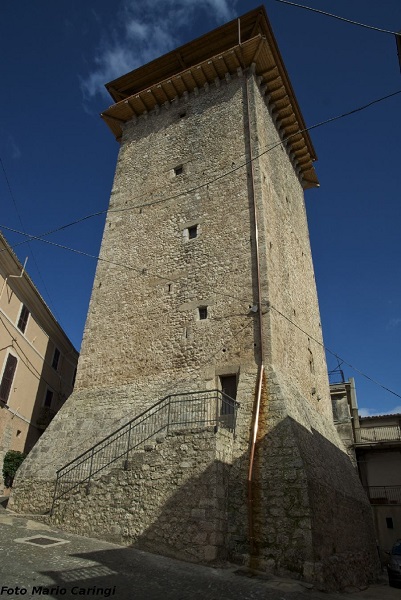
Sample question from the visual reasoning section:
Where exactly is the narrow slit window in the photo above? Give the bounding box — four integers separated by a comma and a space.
188, 225, 198, 240
17, 304, 30, 333
198, 306, 208, 320
308, 349, 315, 375
174, 165, 183, 176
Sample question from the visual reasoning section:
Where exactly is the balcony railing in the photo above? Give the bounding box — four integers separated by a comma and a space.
355, 425, 401, 444
364, 485, 401, 505
51, 389, 239, 514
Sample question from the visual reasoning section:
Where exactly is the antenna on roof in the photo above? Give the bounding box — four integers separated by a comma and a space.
328, 358, 346, 384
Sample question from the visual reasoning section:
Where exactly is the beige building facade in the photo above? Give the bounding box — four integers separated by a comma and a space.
331, 379, 401, 559
0, 233, 78, 489
11, 7, 379, 589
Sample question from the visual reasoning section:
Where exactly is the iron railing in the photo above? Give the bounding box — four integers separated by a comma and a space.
51, 389, 239, 513
355, 425, 401, 444
364, 485, 401, 505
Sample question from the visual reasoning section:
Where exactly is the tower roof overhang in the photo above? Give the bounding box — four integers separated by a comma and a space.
101, 6, 318, 189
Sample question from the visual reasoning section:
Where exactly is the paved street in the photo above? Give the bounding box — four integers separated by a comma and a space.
0, 503, 398, 600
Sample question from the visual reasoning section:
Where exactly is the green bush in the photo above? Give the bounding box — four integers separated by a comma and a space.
2, 450, 25, 488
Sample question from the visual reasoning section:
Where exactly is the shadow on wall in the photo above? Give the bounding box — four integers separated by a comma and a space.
268, 418, 379, 589
24, 339, 67, 455
50, 417, 380, 591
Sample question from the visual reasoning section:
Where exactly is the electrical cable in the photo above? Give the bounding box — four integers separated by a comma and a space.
0, 223, 254, 306
0, 156, 62, 324
273, 0, 401, 37
4, 216, 399, 404
267, 303, 401, 401
103, 90, 401, 213
1, 89, 400, 403
0, 313, 61, 393
3, 87, 401, 257
0, 210, 108, 254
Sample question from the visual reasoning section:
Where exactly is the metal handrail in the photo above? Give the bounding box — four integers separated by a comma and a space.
364, 485, 401, 505
355, 425, 401, 444
51, 389, 239, 513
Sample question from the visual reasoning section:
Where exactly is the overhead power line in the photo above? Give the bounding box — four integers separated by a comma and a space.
3, 87, 401, 258
0, 156, 61, 323
268, 303, 401, 402
0, 223, 254, 306
106, 89, 401, 213
1, 89, 401, 403
2, 227, 401, 403
273, 0, 401, 37
0, 313, 61, 393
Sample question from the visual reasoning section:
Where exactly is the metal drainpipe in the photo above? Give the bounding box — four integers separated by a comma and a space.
244, 67, 266, 560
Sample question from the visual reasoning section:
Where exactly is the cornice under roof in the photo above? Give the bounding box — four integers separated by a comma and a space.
101, 6, 318, 190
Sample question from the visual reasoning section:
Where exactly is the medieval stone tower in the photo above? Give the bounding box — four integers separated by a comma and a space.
11, 7, 379, 589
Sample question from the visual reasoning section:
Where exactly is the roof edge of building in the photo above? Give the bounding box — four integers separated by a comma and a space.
0, 231, 79, 354
101, 6, 318, 189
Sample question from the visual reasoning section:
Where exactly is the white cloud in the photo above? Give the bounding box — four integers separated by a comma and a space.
125, 21, 150, 42
81, 0, 238, 100
359, 406, 401, 417
387, 317, 401, 330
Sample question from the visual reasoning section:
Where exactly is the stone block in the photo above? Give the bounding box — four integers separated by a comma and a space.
204, 545, 218, 561
191, 508, 206, 519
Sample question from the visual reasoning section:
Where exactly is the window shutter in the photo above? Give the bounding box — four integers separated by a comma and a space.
0, 354, 17, 402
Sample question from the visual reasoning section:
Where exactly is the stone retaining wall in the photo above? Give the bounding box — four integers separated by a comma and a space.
51, 427, 234, 564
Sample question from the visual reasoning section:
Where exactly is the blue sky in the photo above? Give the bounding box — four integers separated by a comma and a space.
0, 1, 400, 416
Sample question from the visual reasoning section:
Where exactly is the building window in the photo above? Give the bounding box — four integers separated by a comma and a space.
17, 304, 30, 334
174, 165, 183, 176
188, 225, 198, 240
308, 348, 315, 375
198, 306, 208, 320
220, 375, 237, 411
386, 517, 394, 529
183, 224, 200, 242
219, 374, 237, 429
0, 354, 17, 403
52, 347, 60, 371
44, 389, 54, 408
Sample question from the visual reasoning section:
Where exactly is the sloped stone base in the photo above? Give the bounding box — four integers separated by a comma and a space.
26, 428, 234, 564
226, 366, 380, 589
9, 367, 380, 590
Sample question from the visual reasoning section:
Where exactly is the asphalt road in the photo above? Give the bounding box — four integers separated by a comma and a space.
0, 504, 398, 600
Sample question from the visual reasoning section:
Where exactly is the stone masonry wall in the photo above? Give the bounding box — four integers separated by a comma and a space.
12, 75, 258, 509
51, 427, 234, 564
248, 71, 331, 420
77, 76, 256, 392
11, 69, 380, 589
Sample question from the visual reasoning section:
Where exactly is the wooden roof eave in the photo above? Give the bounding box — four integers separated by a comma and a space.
101, 35, 318, 187
105, 6, 268, 100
